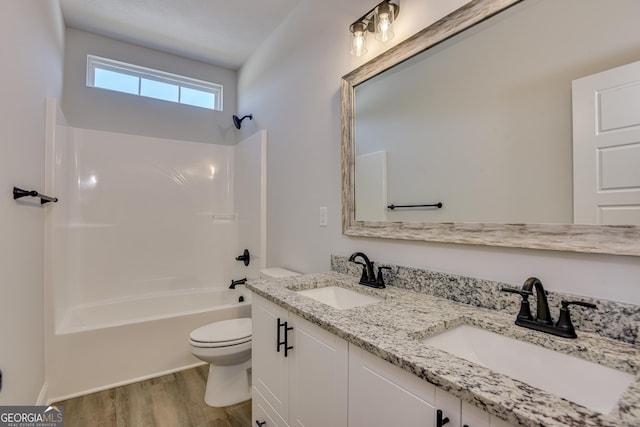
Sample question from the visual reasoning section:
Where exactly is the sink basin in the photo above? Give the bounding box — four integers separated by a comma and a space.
422, 325, 634, 414
296, 286, 381, 310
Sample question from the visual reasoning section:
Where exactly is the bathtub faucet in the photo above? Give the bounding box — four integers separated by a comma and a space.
229, 278, 247, 289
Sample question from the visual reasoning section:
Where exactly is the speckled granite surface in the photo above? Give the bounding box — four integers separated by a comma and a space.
332, 255, 640, 346
247, 271, 640, 427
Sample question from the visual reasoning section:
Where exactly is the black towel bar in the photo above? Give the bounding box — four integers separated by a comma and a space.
13, 187, 58, 204
387, 202, 442, 210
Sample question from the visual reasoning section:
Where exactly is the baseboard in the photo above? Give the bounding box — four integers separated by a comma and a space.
36, 383, 48, 406
46, 361, 206, 404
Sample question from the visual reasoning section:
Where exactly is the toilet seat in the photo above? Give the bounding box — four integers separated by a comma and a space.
189, 318, 252, 348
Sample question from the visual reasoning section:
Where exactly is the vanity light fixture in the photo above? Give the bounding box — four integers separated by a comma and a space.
350, 0, 400, 57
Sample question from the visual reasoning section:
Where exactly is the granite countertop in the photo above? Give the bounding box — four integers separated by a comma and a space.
247, 271, 640, 427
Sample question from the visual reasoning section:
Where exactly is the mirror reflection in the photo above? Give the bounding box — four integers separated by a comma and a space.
353, 0, 640, 224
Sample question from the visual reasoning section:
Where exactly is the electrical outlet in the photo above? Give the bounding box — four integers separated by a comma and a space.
319, 207, 328, 227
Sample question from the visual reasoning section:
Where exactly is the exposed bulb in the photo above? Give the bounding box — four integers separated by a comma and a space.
375, 3, 395, 42
350, 22, 368, 57
352, 32, 367, 56
378, 13, 390, 35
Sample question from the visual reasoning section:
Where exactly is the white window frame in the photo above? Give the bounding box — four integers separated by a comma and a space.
86, 54, 223, 111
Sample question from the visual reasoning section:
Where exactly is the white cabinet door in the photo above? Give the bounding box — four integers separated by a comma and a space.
490, 415, 517, 427
435, 388, 461, 427
461, 400, 490, 427
348, 344, 436, 427
253, 294, 291, 420
573, 60, 640, 225
461, 400, 518, 427
289, 314, 348, 427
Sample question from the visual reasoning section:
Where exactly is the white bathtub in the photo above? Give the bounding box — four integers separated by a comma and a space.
46, 287, 252, 402
56, 288, 251, 334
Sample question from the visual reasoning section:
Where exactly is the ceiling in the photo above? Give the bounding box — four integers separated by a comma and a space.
59, 0, 300, 70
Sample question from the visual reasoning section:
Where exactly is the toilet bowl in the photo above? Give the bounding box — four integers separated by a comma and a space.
189, 318, 252, 407
189, 268, 298, 407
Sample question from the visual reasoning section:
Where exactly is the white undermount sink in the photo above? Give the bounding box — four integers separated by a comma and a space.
296, 286, 381, 310
421, 325, 634, 414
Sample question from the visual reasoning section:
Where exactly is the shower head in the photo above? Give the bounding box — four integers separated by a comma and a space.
232, 114, 253, 129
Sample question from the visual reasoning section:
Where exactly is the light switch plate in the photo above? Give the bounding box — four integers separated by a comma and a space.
319, 207, 328, 226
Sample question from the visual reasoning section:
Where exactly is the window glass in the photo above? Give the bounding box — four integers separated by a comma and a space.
86, 55, 223, 111
180, 87, 215, 109
94, 68, 138, 95
141, 78, 179, 102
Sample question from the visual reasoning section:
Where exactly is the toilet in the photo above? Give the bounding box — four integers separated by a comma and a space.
189, 267, 298, 407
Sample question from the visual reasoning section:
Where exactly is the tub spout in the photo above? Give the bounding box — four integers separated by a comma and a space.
229, 278, 247, 289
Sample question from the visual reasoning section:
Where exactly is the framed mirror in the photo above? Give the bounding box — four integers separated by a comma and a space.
341, 0, 640, 256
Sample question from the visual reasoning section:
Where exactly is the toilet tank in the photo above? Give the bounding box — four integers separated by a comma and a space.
260, 268, 299, 278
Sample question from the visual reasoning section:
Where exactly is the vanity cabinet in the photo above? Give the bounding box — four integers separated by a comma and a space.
252, 293, 515, 427
349, 344, 515, 427
252, 294, 349, 427
350, 344, 464, 427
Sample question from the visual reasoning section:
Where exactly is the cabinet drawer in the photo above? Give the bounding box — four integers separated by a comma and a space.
252, 386, 289, 427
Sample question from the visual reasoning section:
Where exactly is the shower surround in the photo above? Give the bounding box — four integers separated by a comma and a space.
43, 99, 265, 401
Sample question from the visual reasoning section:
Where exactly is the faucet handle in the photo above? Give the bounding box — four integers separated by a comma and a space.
376, 266, 391, 287
556, 300, 597, 336
562, 300, 597, 310
501, 287, 533, 297
502, 287, 534, 321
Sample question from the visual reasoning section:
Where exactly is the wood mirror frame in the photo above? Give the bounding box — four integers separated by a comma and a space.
341, 0, 640, 256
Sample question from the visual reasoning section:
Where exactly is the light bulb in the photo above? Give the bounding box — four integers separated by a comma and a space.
350, 22, 368, 57
375, 3, 395, 42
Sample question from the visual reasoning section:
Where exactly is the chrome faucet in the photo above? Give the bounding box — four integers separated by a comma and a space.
502, 277, 596, 339
348, 252, 387, 288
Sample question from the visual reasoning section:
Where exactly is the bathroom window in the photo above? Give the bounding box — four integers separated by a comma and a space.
86, 55, 223, 111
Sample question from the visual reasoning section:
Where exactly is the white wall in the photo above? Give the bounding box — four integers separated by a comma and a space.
63, 28, 238, 145
0, 1, 64, 404
238, 0, 640, 304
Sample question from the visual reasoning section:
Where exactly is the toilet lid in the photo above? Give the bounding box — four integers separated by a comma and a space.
190, 318, 252, 344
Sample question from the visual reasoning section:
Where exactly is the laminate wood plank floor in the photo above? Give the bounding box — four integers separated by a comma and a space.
53, 365, 252, 427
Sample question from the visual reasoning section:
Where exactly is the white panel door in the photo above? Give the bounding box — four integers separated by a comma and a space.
573, 60, 640, 225
355, 151, 388, 221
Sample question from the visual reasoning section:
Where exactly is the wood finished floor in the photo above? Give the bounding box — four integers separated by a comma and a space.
53, 365, 252, 427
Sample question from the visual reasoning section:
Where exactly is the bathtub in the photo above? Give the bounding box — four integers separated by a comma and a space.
46, 287, 252, 402
56, 288, 251, 334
